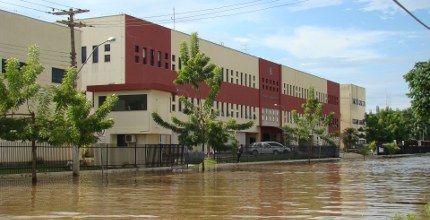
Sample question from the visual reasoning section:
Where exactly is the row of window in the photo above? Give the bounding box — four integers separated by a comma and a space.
221, 68, 257, 88
261, 77, 280, 92
81, 43, 112, 64
263, 108, 339, 128
134, 45, 170, 70
283, 83, 339, 105
261, 108, 280, 122
352, 98, 366, 106
352, 119, 365, 125
99, 94, 147, 111
2, 59, 67, 84
170, 95, 257, 120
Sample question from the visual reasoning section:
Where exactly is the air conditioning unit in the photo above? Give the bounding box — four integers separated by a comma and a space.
125, 134, 136, 143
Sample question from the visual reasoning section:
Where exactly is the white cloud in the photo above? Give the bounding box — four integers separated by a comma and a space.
288, 0, 343, 11
262, 26, 389, 61
359, 0, 430, 13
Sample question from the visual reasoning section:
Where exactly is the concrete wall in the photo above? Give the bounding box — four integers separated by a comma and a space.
340, 84, 366, 131
79, 15, 126, 90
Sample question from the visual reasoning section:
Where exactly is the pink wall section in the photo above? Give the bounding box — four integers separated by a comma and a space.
326, 80, 340, 133
258, 59, 282, 108
125, 15, 175, 85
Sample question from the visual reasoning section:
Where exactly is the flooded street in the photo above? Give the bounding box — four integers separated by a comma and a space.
1, 155, 429, 219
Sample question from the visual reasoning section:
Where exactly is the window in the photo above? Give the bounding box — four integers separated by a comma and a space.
99, 94, 147, 111
172, 64, 176, 71
104, 54, 111, 62
104, 44, 110, 52
150, 49, 154, 66
165, 62, 168, 69
117, 135, 127, 147
157, 51, 161, 67
172, 54, 176, 62
178, 57, 181, 70
51, 67, 65, 83
92, 45, 98, 63
135, 56, 139, 63
135, 45, 139, 53
2, 59, 25, 73
142, 48, 147, 64
81, 46, 87, 63
1, 59, 6, 73
165, 52, 168, 59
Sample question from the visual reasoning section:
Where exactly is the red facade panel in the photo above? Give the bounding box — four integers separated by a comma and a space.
326, 80, 340, 133
258, 59, 282, 108
125, 15, 175, 85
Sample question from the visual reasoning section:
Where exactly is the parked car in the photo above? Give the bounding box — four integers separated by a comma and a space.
247, 141, 291, 155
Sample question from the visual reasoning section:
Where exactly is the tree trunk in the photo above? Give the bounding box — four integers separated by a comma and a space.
72, 145, 80, 176
201, 143, 205, 171
31, 113, 37, 184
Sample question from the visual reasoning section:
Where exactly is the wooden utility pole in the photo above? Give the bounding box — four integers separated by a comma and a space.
53, 8, 90, 67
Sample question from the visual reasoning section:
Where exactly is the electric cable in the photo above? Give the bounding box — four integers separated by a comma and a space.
392, 0, 430, 30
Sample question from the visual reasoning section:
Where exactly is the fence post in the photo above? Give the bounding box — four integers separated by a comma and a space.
134, 143, 137, 168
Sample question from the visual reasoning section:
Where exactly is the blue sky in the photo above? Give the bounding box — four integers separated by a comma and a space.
1, 0, 429, 112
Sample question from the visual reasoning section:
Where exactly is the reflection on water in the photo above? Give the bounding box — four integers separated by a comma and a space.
1, 155, 429, 219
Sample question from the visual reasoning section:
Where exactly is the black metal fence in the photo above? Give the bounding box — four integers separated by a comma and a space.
376, 141, 430, 155
0, 142, 186, 175
215, 145, 339, 163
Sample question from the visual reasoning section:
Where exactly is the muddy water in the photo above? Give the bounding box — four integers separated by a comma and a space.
1, 155, 429, 219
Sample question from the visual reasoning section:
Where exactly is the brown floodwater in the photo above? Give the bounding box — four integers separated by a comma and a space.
1, 155, 429, 219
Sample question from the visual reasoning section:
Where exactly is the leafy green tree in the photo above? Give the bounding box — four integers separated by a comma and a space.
0, 45, 44, 183
292, 86, 335, 162
39, 67, 118, 176
384, 142, 400, 156
403, 108, 430, 141
282, 124, 297, 146
404, 60, 430, 123
342, 127, 360, 152
365, 107, 411, 144
358, 141, 376, 160
152, 32, 253, 169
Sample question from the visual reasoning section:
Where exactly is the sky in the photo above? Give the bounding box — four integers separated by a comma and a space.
1, 0, 429, 112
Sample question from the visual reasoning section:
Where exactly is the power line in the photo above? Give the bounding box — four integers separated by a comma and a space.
86, 0, 307, 28
39, 0, 75, 10
0, 0, 50, 14
143, 0, 265, 19
392, 0, 430, 31
18, 0, 60, 11
153, 0, 281, 24
53, 9, 91, 67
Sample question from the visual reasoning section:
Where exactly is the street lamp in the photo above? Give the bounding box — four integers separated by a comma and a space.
77, 36, 116, 74
71, 37, 115, 176
273, 103, 285, 123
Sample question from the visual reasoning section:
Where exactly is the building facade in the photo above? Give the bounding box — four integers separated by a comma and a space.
340, 84, 367, 145
1, 11, 365, 148
80, 14, 344, 147
0, 10, 74, 91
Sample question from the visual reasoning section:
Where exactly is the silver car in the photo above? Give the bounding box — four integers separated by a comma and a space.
248, 141, 291, 155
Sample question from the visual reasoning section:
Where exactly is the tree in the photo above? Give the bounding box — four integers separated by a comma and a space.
342, 127, 359, 152
0, 45, 44, 183
358, 141, 376, 160
365, 107, 411, 144
384, 142, 400, 156
281, 125, 297, 147
291, 86, 335, 163
152, 32, 253, 170
39, 67, 118, 176
404, 60, 430, 122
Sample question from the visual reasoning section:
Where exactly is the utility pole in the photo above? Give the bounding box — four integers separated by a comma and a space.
53, 8, 90, 67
